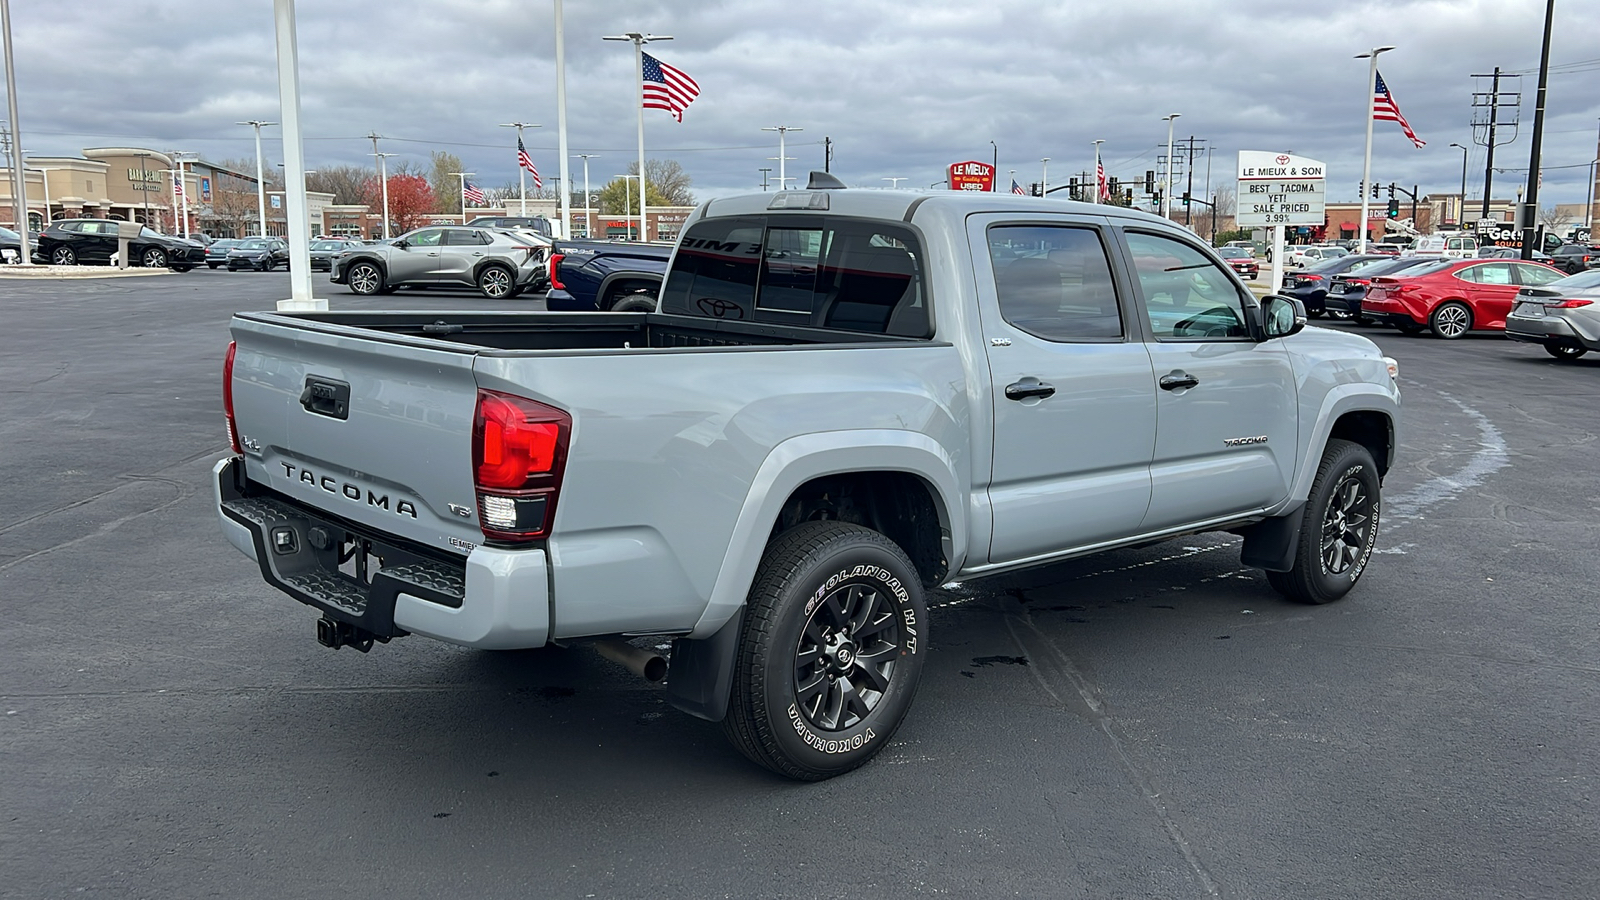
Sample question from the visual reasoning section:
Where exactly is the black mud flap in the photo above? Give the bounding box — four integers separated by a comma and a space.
664, 610, 744, 722
1237, 502, 1305, 573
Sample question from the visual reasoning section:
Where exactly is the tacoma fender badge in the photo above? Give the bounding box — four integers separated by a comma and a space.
1223, 435, 1269, 447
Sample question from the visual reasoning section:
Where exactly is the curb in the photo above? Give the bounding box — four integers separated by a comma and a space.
0, 265, 174, 279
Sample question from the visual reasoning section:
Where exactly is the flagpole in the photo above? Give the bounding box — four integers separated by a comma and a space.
554, 0, 572, 241
634, 39, 647, 240
452, 172, 475, 225
1091, 140, 1104, 205
1355, 46, 1394, 253
499, 122, 541, 217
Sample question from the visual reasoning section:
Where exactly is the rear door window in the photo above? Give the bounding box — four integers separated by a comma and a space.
987, 225, 1123, 340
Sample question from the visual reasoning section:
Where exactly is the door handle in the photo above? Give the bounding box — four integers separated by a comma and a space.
1005, 378, 1056, 401
1159, 372, 1200, 391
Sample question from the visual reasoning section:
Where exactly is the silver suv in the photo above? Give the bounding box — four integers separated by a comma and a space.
330, 226, 548, 299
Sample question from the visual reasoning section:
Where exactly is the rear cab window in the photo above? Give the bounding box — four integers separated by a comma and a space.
659, 216, 931, 337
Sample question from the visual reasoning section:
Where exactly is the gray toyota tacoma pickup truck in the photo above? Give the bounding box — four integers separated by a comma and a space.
216, 173, 1400, 780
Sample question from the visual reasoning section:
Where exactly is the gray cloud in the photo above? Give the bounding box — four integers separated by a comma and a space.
6, 0, 1598, 207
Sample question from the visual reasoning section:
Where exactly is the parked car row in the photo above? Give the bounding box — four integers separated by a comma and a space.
30, 219, 206, 271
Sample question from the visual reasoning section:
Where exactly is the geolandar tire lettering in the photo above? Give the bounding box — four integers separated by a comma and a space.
722, 520, 928, 781
1267, 438, 1382, 605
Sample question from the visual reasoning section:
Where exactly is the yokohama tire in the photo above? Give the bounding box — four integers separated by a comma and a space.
347, 262, 383, 295
723, 521, 928, 781
1267, 439, 1382, 605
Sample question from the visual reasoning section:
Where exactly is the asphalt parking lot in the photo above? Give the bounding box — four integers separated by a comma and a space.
3, 267, 1597, 899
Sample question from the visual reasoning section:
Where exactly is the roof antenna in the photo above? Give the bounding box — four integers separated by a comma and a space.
807, 170, 848, 190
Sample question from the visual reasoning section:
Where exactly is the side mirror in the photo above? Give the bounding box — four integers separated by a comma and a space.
394, 239, 408, 249
1259, 294, 1306, 340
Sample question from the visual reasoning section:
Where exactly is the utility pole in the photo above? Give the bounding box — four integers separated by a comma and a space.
824, 136, 833, 173
1162, 113, 1181, 220
1179, 136, 1206, 226
990, 140, 998, 192
2, 0, 31, 263
763, 125, 802, 190
1041, 157, 1050, 197
1520, 0, 1555, 260
372, 151, 394, 239
1472, 67, 1522, 220
758, 167, 771, 191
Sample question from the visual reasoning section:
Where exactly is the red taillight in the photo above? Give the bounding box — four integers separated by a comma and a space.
223, 340, 241, 455
1398, 282, 1423, 294
1349, 279, 1370, 286
548, 253, 565, 291
1550, 299, 1594, 308
1303, 274, 1325, 282
472, 389, 570, 541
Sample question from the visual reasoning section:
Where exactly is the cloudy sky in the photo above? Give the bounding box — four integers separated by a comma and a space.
6, 0, 1599, 210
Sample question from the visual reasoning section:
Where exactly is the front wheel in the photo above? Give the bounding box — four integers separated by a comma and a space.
141, 248, 167, 268
52, 246, 77, 266
611, 291, 657, 313
722, 521, 928, 781
1545, 343, 1589, 360
1430, 301, 1473, 339
1267, 439, 1381, 605
346, 262, 384, 295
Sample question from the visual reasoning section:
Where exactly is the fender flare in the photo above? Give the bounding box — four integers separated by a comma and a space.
596, 270, 663, 309
687, 430, 966, 640
340, 254, 389, 281
1283, 384, 1400, 506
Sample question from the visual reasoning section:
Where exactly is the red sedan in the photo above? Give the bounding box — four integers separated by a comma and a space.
1362, 258, 1566, 338
1216, 246, 1260, 280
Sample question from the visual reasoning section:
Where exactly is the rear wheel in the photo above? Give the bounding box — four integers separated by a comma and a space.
141, 247, 167, 268
347, 262, 383, 295
1429, 301, 1472, 339
1545, 343, 1589, 360
723, 521, 928, 781
610, 291, 657, 313
477, 265, 515, 299
1267, 439, 1381, 605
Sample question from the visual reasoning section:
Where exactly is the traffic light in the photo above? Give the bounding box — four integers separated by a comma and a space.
1371, 182, 1379, 199
1068, 177, 1080, 199
1029, 183, 1042, 197
1108, 176, 1120, 195
1145, 170, 1156, 194
1388, 183, 1397, 198
1386, 198, 1400, 218
1124, 188, 1134, 205
1181, 191, 1191, 207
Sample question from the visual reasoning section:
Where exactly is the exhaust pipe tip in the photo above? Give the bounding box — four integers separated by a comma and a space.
594, 639, 668, 683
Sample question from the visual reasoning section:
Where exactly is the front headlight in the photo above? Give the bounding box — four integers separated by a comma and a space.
1383, 356, 1399, 381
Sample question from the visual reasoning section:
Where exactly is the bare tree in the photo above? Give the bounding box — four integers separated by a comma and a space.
306, 165, 373, 204
619, 159, 695, 206
208, 189, 259, 237
1538, 204, 1574, 233
1212, 188, 1236, 217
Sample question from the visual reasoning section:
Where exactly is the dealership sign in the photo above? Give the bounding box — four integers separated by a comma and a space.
947, 161, 995, 192
1236, 151, 1326, 227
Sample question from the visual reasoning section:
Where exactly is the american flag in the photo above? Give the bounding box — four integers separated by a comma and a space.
642, 52, 700, 122
517, 137, 543, 189
1096, 159, 1109, 201
463, 180, 485, 206
1372, 71, 1425, 148
1011, 179, 1026, 196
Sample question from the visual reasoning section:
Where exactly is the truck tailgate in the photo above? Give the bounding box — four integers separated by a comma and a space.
229, 316, 485, 557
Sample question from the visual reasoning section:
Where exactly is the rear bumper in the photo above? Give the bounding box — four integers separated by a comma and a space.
544, 287, 588, 310
214, 457, 550, 649
1323, 291, 1363, 315
1506, 315, 1599, 349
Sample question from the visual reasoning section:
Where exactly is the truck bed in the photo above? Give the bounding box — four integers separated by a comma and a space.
236, 310, 925, 353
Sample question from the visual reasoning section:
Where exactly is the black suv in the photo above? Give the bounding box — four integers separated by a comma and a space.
33, 219, 204, 270
1548, 243, 1598, 275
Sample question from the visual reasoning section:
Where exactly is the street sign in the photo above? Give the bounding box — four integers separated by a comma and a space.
947, 161, 995, 192
1235, 151, 1326, 227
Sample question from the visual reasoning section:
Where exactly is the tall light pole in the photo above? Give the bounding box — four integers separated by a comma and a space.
1162, 113, 1181, 219
1354, 46, 1394, 252
1008, 168, 1016, 194
1091, 139, 1105, 205
239, 120, 276, 237
372, 151, 394, 239
1450, 142, 1469, 228
498, 121, 541, 216
763, 125, 803, 190
553, 0, 572, 239
1041, 158, 1050, 197
450, 172, 476, 226
989, 140, 998, 192
1, 0, 30, 264
573, 153, 597, 237
1519, 0, 1554, 261
616, 173, 639, 239
882, 177, 906, 189
603, 31, 670, 241
26, 160, 54, 228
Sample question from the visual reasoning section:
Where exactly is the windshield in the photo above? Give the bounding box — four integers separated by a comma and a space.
139, 226, 165, 238
237, 239, 268, 250
311, 241, 344, 250
0, 226, 17, 239
1403, 260, 1456, 277
1217, 247, 1249, 259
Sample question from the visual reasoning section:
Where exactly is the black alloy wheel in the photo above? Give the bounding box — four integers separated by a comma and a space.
1267, 439, 1382, 605
141, 247, 167, 268
51, 246, 76, 266
723, 521, 928, 780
